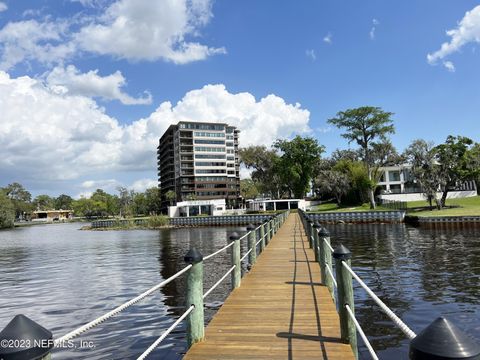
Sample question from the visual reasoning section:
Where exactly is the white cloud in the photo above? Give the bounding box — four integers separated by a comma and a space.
323, 32, 332, 44
443, 61, 455, 72
0, 20, 75, 70
306, 49, 316, 61
46, 65, 152, 105
81, 179, 120, 189
370, 18, 379, 40
0, 2, 7, 12
0, 74, 311, 190
0, 0, 224, 70
131, 178, 157, 192
75, 0, 225, 64
427, 5, 480, 66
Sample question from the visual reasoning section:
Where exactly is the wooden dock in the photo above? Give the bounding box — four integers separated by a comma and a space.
184, 213, 354, 360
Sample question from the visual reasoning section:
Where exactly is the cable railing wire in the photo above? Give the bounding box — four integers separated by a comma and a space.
136, 305, 195, 360
203, 265, 236, 299
54, 263, 193, 345
54, 216, 283, 356
325, 264, 337, 288
342, 261, 416, 340
203, 241, 235, 261
345, 304, 379, 360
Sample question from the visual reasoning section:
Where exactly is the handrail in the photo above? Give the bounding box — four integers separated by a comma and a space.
136, 305, 195, 360
203, 265, 236, 299
345, 304, 379, 360
203, 241, 235, 261
342, 261, 417, 340
46, 212, 290, 359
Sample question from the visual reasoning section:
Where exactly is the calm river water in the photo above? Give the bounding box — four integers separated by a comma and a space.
0, 222, 479, 359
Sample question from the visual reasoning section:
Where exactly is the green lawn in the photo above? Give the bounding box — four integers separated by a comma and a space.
407, 196, 480, 217
310, 196, 480, 217
309, 203, 390, 212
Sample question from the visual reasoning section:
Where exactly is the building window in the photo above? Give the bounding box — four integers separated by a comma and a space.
195, 162, 226, 166
194, 147, 225, 152
194, 139, 225, 145
389, 171, 401, 182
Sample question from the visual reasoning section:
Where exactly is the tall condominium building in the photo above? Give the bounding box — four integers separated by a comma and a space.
157, 121, 240, 210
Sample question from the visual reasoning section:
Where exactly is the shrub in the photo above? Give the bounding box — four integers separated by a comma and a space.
148, 215, 169, 228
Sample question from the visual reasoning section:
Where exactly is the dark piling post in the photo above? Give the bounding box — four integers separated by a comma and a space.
0, 314, 53, 360
259, 221, 266, 252
266, 217, 273, 244
184, 248, 204, 347
229, 232, 241, 289
246, 223, 256, 265
313, 221, 321, 262
409, 317, 480, 359
333, 244, 358, 359
320, 227, 334, 297
306, 218, 313, 248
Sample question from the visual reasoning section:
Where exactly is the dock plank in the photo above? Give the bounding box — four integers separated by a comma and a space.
183, 213, 354, 360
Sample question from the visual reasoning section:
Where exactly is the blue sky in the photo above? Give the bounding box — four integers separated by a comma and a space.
0, 0, 479, 197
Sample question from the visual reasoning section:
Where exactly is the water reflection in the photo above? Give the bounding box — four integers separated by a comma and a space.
327, 223, 480, 359
1, 223, 479, 359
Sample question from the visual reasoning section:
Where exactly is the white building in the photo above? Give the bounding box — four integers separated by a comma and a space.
377, 165, 477, 202
168, 199, 226, 218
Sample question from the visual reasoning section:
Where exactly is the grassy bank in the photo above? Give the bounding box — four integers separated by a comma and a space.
407, 196, 480, 217
309, 196, 480, 217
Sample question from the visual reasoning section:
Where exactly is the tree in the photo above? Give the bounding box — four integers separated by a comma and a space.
33, 195, 55, 211
165, 190, 176, 206
145, 187, 162, 215
91, 189, 119, 216
117, 187, 133, 217
404, 139, 442, 209
315, 170, 351, 205
328, 106, 395, 208
333, 159, 371, 204
273, 136, 325, 198
3, 182, 33, 219
434, 135, 477, 207
239, 146, 283, 198
240, 179, 259, 200
55, 194, 73, 210
0, 190, 15, 228
132, 192, 148, 216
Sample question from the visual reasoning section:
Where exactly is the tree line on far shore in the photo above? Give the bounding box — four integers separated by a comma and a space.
240, 106, 480, 210
2, 106, 480, 229
0, 184, 162, 229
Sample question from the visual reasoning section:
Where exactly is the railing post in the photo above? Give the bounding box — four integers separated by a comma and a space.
229, 232, 241, 289
265, 218, 272, 244
259, 221, 266, 252
184, 248, 204, 347
312, 221, 321, 262
320, 227, 334, 298
0, 314, 53, 360
409, 317, 480, 360
333, 244, 358, 359
246, 223, 256, 265
306, 218, 313, 248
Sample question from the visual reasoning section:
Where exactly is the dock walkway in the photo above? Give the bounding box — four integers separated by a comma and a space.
184, 213, 354, 359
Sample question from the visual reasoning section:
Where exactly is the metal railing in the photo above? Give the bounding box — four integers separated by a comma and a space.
0, 211, 289, 360
299, 209, 480, 360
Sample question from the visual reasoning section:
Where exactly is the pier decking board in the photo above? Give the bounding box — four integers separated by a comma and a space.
184, 213, 354, 360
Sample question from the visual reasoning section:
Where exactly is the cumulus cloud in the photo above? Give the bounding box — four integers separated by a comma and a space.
0, 2, 7, 12
370, 18, 379, 40
131, 179, 157, 192
0, 74, 311, 190
75, 0, 225, 64
46, 65, 152, 105
427, 5, 480, 66
0, 0, 224, 70
443, 61, 455, 72
0, 19, 75, 70
323, 32, 332, 44
305, 49, 316, 61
